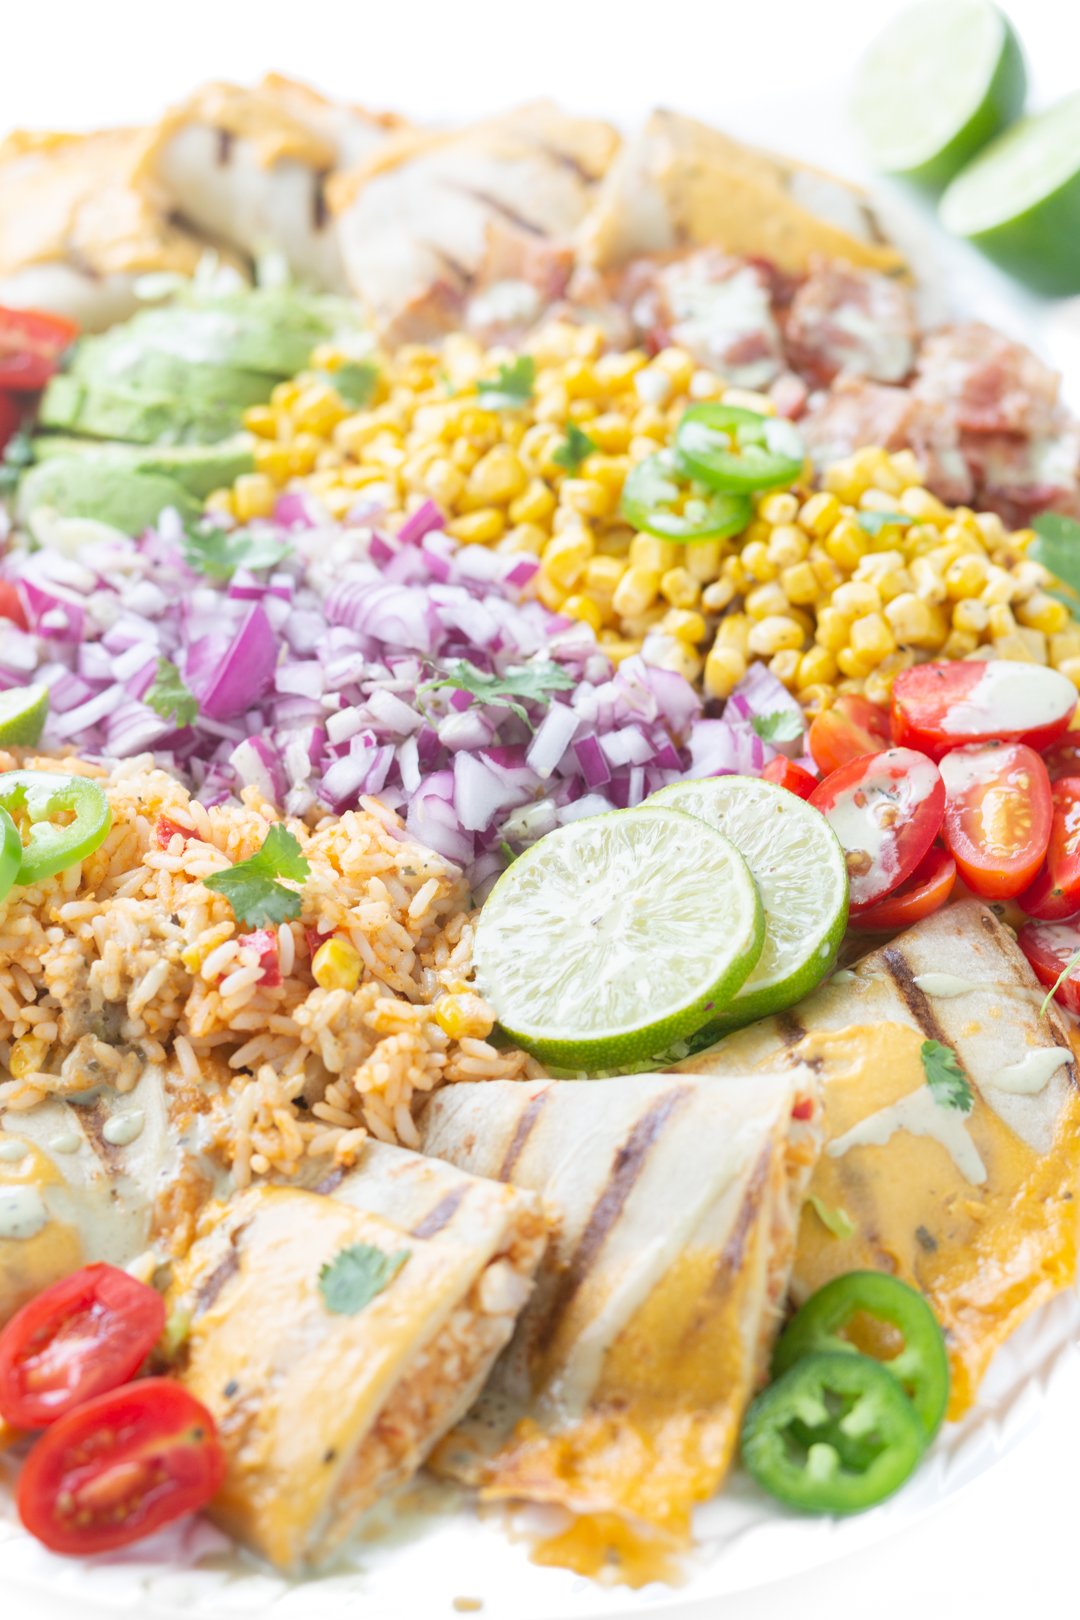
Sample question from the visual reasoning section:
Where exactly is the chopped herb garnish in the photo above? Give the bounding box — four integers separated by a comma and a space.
805, 1195, 855, 1240
182, 521, 292, 583
476, 355, 535, 411
203, 823, 310, 928
319, 1242, 410, 1315
1030, 512, 1080, 608
145, 657, 198, 727
921, 1039, 973, 1112
552, 420, 597, 474
751, 709, 804, 744
1039, 943, 1080, 1016
417, 658, 576, 723
499, 840, 518, 867
856, 510, 910, 536
320, 361, 378, 410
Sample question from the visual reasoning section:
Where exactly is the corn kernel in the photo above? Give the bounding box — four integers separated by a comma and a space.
630, 534, 681, 573
561, 594, 605, 632
292, 383, 348, 437
9, 1034, 48, 1079
232, 473, 277, 522
613, 566, 660, 617
1058, 657, 1080, 689
759, 491, 800, 526
832, 580, 882, 617
797, 646, 838, 689
446, 507, 505, 544
988, 603, 1018, 639
435, 992, 494, 1040
767, 524, 811, 569
1051, 630, 1080, 666
701, 578, 737, 612
542, 530, 595, 591
742, 541, 779, 583
467, 445, 528, 505
716, 613, 752, 656
660, 567, 701, 609
684, 539, 725, 583
779, 561, 821, 606
748, 615, 806, 657
823, 518, 869, 571
312, 937, 362, 992
799, 492, 843, 537
815, 606, 853, 653
910, 557, 948, 604
981, 567, 1018, 607
584, 555, 625, 598
559, 478, 612, 519
745, 582, 790, 620
952, 598, 990, 635
942, 629, 980, 660
643, 633, 702, 683
769, 648, 803, 688
899, 485, 951, 525
1017, 593, 1071, 636
703, 644, 747, 699
849, 612, 896, 661
885, 594, 947, 649
720, 388, 775, 416
589, 413, 633, 453
243, 405, 279, 440
661, 608, 708, 644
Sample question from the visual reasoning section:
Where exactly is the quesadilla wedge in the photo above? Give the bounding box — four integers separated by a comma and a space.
166, 1144, 546, 1573
674, 899, 1080, 1415
418, 1068, 820, 1579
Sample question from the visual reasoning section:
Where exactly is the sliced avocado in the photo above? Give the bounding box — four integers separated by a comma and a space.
29, 435, 254, 497
71, 337, 272, 410
116, 292, 354, 378
39, 375, 243, 446
16, 457, 200, 535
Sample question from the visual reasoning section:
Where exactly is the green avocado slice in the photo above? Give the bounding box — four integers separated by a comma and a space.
16, 457, 201, 535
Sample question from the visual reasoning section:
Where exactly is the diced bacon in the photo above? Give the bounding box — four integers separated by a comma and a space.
912, 323, 1062, 437
630, 250, 786, 387
783, 257, 916, 387
464, 221, 573, 345
238, 928, 283, 988
769, 370, 810, 420
965, 425, 1080, 527
799, 378, 916, 464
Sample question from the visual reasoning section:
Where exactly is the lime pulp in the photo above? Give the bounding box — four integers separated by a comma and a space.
0, 683, 49, 747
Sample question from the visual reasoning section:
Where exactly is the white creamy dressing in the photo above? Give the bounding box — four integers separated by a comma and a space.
466, 278, 542, 331
940, 662, 1074, 736
48, 1130, 82, 1154
912, 973, 984, 998
668, 265, 782, 389
989, 1047, 1072, 1096
0, 1185, 49, 1240
0, 1137, 29, 1164
102, 1109, 145, 1147
826, 753, 941, 900
828, 1085, 988, 1185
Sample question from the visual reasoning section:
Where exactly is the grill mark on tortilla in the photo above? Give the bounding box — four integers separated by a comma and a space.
448, 182, 545, 238
194, 1246, 241, 1316
532, 138, 594, 186
497, 1088, 550, 1182
312, 170, 331, 233
775, 1013, 806, 1048
712, 1141, 770, 1284
882, 945, 956, 1050
533, 1087, 691, 1354
411, 1184, 468, 1240
312, 1166, 347, 1196
216, 128, 234, 166
423, 239, 475, 291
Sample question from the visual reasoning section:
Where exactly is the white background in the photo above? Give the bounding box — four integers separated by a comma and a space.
3, 2, 1080, 1616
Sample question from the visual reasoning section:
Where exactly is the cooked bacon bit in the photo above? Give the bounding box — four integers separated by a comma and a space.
912, 323, 1062, 437
792, 1097, 815, 1121
783, 257, 916, 388
238, 929, 283, 988
157, 816, 194, 850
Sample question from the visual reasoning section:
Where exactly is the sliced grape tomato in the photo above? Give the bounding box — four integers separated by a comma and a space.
761, 755, 819, 800
940, 742, 1051, 900
808, 693, 890, 777
891, 660, 1076, 760
809, 747, 945, 910
848, 843, 956, 932
1018, 919, 1080, 1015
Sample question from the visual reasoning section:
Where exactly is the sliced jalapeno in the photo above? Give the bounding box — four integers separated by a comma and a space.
620, 450, 752, 542
674, 403, 806, 493
741, 1351, 926, 1515
0, 807, 21, 905
772, 1272, 950, 1439
0, 772, 112, 886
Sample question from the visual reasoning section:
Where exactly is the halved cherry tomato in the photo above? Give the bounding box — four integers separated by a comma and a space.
848, 844, 957, 932
1017, 919, 1080, 1016
891, 661, 1076, 761
0, 1263, 165, 1430
17, 1378, 225, 1555
1017, 775, 1080, 920
0, 390, 20, 453
762, 755, 819, 800
809, 747, 945, 911
1040, 736, 1080, 783
238, 927, 283, 987
940, 742, 1052, 900
0, 307, 79, 392
807, 693, 889, 777
0, 580, 28, 629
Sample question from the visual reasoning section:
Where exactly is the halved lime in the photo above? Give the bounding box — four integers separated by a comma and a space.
0, 684, 49, 747
649, 776, 848, 1030
472, 806, 764, 1070
851, 1, 1026, 191
941, 93, 1080, 295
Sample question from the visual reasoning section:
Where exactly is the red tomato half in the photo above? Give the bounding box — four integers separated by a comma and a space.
0, 1263, 165, 1429
848, 845, 957, 932
809, 747, 945, 910
762, 755, 819, 800
807, 693, 889, 777
17, 1378, 225, 1555
1017, 920, 1080, 1016
1017, 775, 1080, 920
0, 580, 27, 629
940, 742, 1052, 900
1040, 736, 1080, 783
0, 306, 79, 392
891, 661, 1076, 760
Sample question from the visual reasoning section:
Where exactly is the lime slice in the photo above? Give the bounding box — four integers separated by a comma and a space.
851, 1, 1026, 190
0, 684, 49, 747
940, 93, 1080, 294
649, 776, 848, 1031
472, 806, 764, 1069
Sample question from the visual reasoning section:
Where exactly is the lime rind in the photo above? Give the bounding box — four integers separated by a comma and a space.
0, 683, 49, 747
648, 775, 849, 1031
473, 806, 764, 1070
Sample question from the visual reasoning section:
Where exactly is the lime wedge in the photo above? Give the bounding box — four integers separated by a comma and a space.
851, 1, 1026, 190
940, 93, 1080, 294
0, 684, 49, 747
649, 776, 848, 1031
472, 806, 764, 1069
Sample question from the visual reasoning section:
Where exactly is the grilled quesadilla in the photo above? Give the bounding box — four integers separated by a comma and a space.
167, 1142, 547, 1573
418, 1068, 820, 1578
578, 108, 906, 278
674, 899, 1080, 1415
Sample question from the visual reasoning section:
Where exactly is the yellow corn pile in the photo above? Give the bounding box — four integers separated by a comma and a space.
211, 325, 1080, 711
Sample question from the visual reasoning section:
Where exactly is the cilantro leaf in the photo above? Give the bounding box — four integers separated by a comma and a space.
805, 1194, 855, 1240
921, 1039, 974, 1113
476, 356, 535, 411
856, 510, 910, 536
417, 659, 576, 724
202, 823, 311, 927
751, 709, 804, 744
1039, 943, 1080, 1017
1030, 512, 1080, 605
145, 657, 198, 727
182, 521, 292, 583
552, 421, 597, 474
319, 1242, 410, 1315
320, 361, 377, 410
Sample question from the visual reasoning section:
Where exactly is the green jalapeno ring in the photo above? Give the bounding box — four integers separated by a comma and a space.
772, 1271, 950, 1439
620, 450, 752, 542
0, 771, 112, 886
741, 1350, 927, 1515
0, 807, 21, 905
674, 403, 806, 494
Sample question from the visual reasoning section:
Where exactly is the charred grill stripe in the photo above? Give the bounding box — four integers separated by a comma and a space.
312, 169, 331, 233
775, 1013, 806, 1048
882, 945, 957, 1050
534, 1087, 691, 1353
712, 1140, 770, 1285
194, 1249, 241, 1316
411, 1184, 468, 1240
216, 128, 234, 166
447, 182, 545, 238
497, 1088, 550, 1182
423, 239, 475, 290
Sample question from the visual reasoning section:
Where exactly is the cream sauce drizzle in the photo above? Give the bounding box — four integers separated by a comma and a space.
0, 1186, 49, 1240
912, 973, 984, 998
102, 1110, 145, 1147
48, 1130, 82, 1155
990, 1047, 1072, 1096
828, 1085, 988, 1185
0, 1138, 29, 1164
